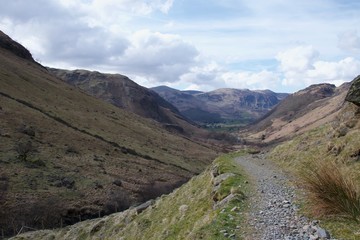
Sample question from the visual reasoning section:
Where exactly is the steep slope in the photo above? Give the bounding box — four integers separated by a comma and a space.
196, 88, 284, 122
269, 76, 360, 239
10, 153, 249, 240
151, 86, 219, 123
242, 83, 351, 143
0, 31, 218, 237
152, 86, 287, 125
47, 69, 203, 136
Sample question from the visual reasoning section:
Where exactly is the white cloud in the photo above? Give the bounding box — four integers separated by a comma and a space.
221, 70, 280, 90
276, 46, 319, 72
338, 30, 360, 53
116, 30, 199, 83
277, 45, 360, 89
179, 62, 281, 91
1, 0, 360, 93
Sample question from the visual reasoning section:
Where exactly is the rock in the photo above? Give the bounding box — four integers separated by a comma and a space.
213, 173, 235, 186
230, 206, 238, 212
19, 125, 35, 137
345, 75, 360, 106
210, 165, 220, 179
53, 177, 75, 189
90, 220, 105, 234
317, 227, 331, 239
112, 179, 122, 187
213, 193, 236, 209
135, 199, 155, 214
178, 204, 188, 214
310, 234, 319, 240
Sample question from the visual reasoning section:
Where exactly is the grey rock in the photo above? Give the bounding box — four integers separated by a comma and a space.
135, 199, 155, 214
345, 75, 360, 106
213, 173, 235, 186
317, 227, 331, 239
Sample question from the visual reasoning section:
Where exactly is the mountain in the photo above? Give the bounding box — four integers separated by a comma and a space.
47, 69, 202, 136
0, 30, 218, 237
152, 86, 287, 125
242, 82, 351, 143
12, 78, 360, 240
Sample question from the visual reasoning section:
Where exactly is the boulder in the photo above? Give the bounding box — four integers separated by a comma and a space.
317, 227, 331, 239
345, 75, 360, 106
135, 199, 155, 214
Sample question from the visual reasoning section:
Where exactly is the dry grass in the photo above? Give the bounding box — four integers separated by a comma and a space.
302, 160, 360, 222
0, 46, 219, 236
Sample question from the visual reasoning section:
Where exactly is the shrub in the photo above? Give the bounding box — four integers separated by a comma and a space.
302, 161, 360, 222
14, 140, 35, 161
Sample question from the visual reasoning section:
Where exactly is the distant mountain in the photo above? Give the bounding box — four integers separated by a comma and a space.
243, 82, 351, 143
0, 31, 217, 237
48, 69, 204, 136
152, 86, 287, 124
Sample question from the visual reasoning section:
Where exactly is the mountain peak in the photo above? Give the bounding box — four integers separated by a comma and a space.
0, 30, 34, 61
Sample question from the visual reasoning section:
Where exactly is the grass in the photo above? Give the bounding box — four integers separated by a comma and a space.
0, 46, 218, 236
11, 152, 250, 240
301, 160, 360, 222
269, 116, 360, 239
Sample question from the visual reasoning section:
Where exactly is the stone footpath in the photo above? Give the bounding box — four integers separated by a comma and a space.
235, 154, 336, 240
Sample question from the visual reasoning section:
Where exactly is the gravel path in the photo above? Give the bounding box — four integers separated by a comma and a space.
235, 154, 335, 240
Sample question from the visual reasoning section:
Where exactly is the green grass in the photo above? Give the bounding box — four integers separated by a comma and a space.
11, 152, 250, 240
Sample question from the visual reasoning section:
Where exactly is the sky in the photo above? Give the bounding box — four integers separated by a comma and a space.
1, 0, 360, 93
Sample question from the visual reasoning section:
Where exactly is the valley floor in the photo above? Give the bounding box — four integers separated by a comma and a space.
236, 154, 334, 240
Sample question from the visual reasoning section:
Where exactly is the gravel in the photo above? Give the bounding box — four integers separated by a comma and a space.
235, 154, 336, 240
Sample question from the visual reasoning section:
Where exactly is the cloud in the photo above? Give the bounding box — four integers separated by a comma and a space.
117, 30, 199, 83
1, 1, 360, 93
276, 46, 319, 73
222, 70, 280, 90
338, 30, 360, 53
179, 62, 280, 91
277, 45, 360, 89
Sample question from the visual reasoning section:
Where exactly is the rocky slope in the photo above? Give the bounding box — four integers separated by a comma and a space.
242, 82, 351, 143
152, 86, 287, 125
0, 31, 218, 237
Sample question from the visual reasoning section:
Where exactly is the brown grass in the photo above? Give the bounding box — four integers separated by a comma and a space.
302, 161, 360, 222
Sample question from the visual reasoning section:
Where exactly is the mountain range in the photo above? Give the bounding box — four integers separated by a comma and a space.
2, 29, 359, 239
152, 86, 288, 125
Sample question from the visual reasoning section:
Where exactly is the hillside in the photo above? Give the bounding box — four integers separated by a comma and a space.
0, 31, 218, 237
10, 153, 249, 240
241, 82, 351, 143
269, 76, 360, 239
152, 86, 287, 125
48, 69, 203, 136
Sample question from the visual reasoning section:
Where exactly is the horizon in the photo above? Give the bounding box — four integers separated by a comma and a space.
1, 0, 360, 93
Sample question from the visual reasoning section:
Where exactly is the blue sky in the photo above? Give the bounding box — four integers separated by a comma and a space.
1, 0, 360, 92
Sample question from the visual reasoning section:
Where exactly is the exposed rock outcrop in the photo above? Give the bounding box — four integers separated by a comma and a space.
345, 75, 360, 106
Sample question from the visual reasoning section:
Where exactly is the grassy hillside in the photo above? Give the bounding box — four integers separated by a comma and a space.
270, 101, 360, 239
10, 153, 249, 240
0, 36, 218, 236
48, 69, 209, 138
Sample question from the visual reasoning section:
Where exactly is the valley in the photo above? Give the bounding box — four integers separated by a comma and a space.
1, 29, 360, 240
